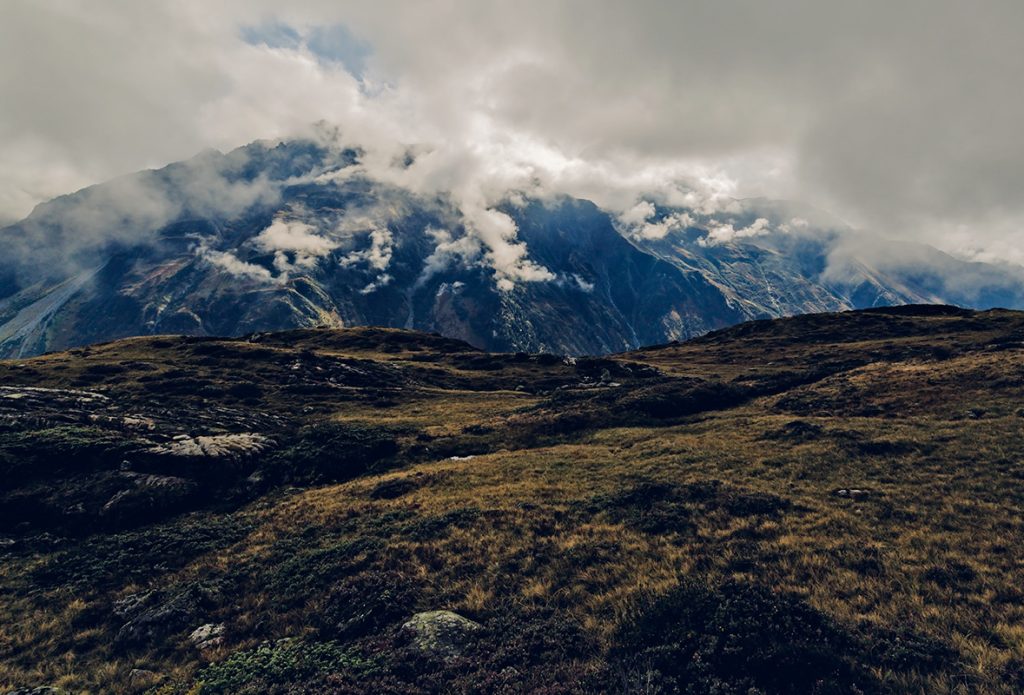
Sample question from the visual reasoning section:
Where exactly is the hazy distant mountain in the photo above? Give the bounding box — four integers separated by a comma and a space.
2, 138, 1022, 358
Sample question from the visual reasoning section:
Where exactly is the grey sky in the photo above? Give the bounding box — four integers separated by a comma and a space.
1, 1, 1021, 264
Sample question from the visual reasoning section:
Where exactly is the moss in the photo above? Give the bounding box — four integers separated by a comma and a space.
195, 638, 380, 694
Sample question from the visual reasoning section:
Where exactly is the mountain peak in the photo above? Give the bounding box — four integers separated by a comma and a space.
1, 138, 1022, 358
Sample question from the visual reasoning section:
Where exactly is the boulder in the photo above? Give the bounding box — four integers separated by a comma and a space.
402, 610, 481, 661
147, 433, 274, 460
136, 432, 276, 479
114, 587, 204, 647
189, 622, 225, 650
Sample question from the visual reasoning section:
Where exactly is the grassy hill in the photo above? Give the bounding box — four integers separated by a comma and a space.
2, 306, 1024, 693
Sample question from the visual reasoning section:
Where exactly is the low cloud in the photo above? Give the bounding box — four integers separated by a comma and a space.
699, 217, 772, 246
2, 1, 1023, 297
619, 201, 696, 240
256, 218, 338, 273
196, 243, 276, 284
416, 227, 482, 287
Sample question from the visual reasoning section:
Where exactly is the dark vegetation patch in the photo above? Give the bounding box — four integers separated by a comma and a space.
0, 425, 134, 488
609, 580, 881, 694
609, 380, 746, 420
317, 569, 423, 640
369, 476, 421, 500
31, 512, 254, 590
587, 480, 793, 536
261, 423, 402, 485
922, 561, 978, 590
195, 638, 382, 695
260, 537, 385, 608
762, 419, 824, 442
88, 362, 127, 375
400, 507, 482, 542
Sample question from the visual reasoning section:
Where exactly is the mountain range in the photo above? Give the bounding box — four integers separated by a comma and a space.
2, 137, 1023, 358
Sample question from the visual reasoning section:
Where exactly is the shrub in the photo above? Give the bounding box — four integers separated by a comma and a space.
197, 639, 378, 694
610, 580, 878, 695
263, 537, 383, 607
369, 477, 420, 500
263, 423, 401, 485
318, 569, 421, 640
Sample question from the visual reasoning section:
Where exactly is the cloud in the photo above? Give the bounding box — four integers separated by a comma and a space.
416, 227, 482, 287
699, 217, 772, 246
340, 225, 394, 272
196, 243, 276, 284
1, 0, 1022, 275
255, 218, 338, 273
619, 201, 696, 240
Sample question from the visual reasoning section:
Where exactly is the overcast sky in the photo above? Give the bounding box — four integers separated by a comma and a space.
2, 0, 1022, 265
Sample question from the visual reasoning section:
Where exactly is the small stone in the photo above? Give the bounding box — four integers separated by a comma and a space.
832, 488, 871, 499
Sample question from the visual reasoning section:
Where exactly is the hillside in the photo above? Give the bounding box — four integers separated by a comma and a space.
3, 139, 1024, 359
2, 306, 1024, 693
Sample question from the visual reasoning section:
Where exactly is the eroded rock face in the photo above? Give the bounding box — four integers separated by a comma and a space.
114, 587, 206, 647
100, 472, 197, 524
402, 610, 481, 661
189, 622, 225, 650
147, 433, 275, 460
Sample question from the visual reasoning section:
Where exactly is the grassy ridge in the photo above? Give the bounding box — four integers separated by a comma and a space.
1, 307, 1023, 693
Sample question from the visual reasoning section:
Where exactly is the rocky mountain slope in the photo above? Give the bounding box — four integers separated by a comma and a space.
2, 305, 1024, 693
2, 139, 1023, 358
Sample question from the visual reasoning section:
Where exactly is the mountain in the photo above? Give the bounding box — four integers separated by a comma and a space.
2, 138, 1023, 358
2, 306, 1024, 692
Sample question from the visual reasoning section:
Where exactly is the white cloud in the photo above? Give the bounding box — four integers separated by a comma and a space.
1, 0, 1023, 272
196, 244, 276, 283
699, 217, 772, 246
619, 201, 696, 240
416, 227, 482, 287
254, 218, 337, 274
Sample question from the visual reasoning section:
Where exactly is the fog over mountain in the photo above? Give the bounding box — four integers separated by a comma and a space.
2, 136, 1022, 358
2, 1, 1023, 265
1, 2, 1023, 356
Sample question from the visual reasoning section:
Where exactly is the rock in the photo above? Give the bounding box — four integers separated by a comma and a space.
100, 472, 197, 523
113, 591, 154, 620
148, 433, 274, 460
832, 488, 871, 499
115, 587, 204, 646
189, 622, 225, 649
402, 610, 481, 661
